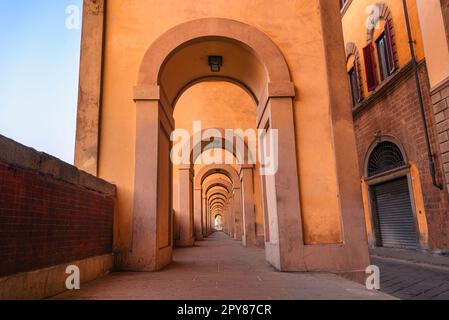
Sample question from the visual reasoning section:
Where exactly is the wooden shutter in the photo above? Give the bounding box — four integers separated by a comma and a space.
363, 43, 378, 91
354, 58, 362, 102
385, 19, 396, 73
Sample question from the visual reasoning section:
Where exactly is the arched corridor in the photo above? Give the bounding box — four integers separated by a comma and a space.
117, 17, 369, 275
2, 0, 449, 302
75, 7, 372, 283
52, 232, 391, 300
121, 16, 314, 273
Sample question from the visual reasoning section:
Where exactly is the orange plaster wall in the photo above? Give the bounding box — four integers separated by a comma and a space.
341, 0, 425, 97
360, 178, 374, 245
409, 163, 430, 248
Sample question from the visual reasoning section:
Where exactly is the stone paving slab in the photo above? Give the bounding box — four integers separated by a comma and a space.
52, 233, 393, 300
372, 256, 449, 300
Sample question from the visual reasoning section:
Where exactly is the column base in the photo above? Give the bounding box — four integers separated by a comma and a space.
242, 235, 261, 248
175, 238, 195, 247
116, 247, 172, 272
195, 234, 204, 241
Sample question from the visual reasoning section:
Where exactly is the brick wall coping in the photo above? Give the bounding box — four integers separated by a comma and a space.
0, 134, 116, 196
430, 75, 449, 97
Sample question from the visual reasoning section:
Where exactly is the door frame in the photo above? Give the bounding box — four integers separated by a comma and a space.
365, 165, 422, 249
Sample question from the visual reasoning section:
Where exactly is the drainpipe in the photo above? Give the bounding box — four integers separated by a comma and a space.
402, 0, 443, 190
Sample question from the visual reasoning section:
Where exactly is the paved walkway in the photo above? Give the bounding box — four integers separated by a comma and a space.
372, 256, 449, 300
53, 233, 392, 300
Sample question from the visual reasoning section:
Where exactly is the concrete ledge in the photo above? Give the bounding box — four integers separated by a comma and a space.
0, 134, 116, 196
0, 254, 114, 300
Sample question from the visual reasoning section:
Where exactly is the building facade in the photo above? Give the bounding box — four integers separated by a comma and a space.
341, 0, 449, 251
3, 0, 449, 301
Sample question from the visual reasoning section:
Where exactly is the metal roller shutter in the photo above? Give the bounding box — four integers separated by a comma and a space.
373, 177, 419, 249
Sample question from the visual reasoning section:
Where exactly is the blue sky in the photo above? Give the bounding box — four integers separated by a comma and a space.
0, 0, 83, 164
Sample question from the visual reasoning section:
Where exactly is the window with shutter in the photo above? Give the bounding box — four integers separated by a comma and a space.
377, 35, 390, 80
349, 67, 359, 106
363, 43, 378, 91
354, 59, 362, 101
385, 20, 396, 73
375, 21, 396, 81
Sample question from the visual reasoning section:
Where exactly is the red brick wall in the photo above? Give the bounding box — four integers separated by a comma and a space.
353, 63, 449, 250
0, 161, 114, 277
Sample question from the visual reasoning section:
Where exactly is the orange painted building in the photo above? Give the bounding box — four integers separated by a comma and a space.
341, 0, 449, 251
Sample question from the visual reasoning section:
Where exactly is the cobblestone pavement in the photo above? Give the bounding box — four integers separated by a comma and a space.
372, 256, 449, 300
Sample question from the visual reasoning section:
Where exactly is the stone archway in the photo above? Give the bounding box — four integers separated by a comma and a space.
176, 129, 251, 245
208, 188, 231, 234
194, 164, 257, 246
126, 17, 302, 272
202, 178, 235, 239
195, 166, 242, 241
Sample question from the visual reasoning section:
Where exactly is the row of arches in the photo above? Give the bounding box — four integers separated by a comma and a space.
175, 161, 258, 249
124, 17, 302, 272
114, 16, 370, 275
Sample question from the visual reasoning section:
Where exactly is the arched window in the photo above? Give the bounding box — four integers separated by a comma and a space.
340, 0, 350, 11
363, 3, 397, 91
346, 43, 363, 106
367, 141, 405, 177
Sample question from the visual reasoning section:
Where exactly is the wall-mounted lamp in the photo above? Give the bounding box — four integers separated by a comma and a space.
208, 56, 223, 72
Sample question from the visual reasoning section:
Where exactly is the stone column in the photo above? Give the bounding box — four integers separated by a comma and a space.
74, 0, 105, 176
257, 94, 304, 271
122, 91, 173, 271
202, 194, 209, 237
210, 200, 214, 235
227, 195, 232, 238
221, 199, 229, 235
227, 194, 234, 240
176, 165, 195, 247
227, 198, 235, 239
232, 190, 243, 241
207, 201, 213, 235
208, 203, 213, 233
240, 165, 257, 247
194, 187, 203, 240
